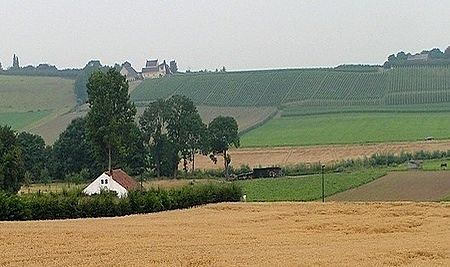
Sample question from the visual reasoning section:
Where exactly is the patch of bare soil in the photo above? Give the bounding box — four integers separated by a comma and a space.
194, 140, 450, 169
0, 202, 449, 266
328, 171, 450, 201
30, 111, 85, 144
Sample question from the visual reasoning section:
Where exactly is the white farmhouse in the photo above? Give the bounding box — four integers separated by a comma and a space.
82, 169, 139, 198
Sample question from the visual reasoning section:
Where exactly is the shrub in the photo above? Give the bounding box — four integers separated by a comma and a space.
0, 183, 242, 221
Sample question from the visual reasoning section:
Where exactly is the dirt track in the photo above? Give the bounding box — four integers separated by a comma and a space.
194, 140, 450, 169
328, 171, 450, 202
1, 202, 449, 266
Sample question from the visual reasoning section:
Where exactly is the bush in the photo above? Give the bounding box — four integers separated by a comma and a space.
0, 183, 242, 221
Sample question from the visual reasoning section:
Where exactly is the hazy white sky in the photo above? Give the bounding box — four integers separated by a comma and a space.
1, 0, 449, 71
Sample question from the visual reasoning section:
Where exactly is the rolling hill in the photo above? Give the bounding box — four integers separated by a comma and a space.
132, 66, 450, 146
0, 75, 77, 142
131, 66, 450, 108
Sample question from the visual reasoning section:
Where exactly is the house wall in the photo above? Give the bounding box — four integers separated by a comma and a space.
82, 173, 129, 198
142, 70, 165, 79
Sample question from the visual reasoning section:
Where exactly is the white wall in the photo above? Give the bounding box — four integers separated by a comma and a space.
82, 173, 129, 198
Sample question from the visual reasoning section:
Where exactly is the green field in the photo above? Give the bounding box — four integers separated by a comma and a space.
0, 75, 76, 132
0, 75, 75, 112
240, 112, 450, 147
131, 66, 450, 107
0, 111, 51, 130
236, 169, 385, 201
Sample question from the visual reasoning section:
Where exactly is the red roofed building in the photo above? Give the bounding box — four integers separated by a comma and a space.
82, 169, 139, 198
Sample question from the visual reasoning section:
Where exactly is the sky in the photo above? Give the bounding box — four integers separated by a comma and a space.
1, 0, 450, 71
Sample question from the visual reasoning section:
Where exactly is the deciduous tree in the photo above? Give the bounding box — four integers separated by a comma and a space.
208, 116, 240, 178
85, 68, 136, 174
17, 132, 46, 182
52, 118, 97, 179
0, 126, 25, 193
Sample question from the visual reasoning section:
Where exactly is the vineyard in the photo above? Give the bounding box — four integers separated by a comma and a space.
131, 66, 450, 108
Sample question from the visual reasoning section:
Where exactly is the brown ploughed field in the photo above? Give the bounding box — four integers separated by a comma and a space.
1, 202, 449, 266
194, 140, 450, 169
328, 171, 450, 202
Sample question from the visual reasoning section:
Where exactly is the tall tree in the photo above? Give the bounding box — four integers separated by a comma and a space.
85, 68, 136, 174
208, 116, 240, 178
52, 117, 97, 179
139, 99, 169, 177
165, 95, 198, 177
17, 132, 46, 182
0, 126, 25, 193
183, 113, 208, 172
12, 54, 20, 69
140, 96, 208, 177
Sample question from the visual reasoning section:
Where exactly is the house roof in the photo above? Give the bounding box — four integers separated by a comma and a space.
121, 62, 139, 77
105, 169, 139, 190
146, 59, 158, 68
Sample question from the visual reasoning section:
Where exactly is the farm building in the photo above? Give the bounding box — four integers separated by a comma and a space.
407, 54, 429, 61
82, 169, 139, 198
120, 62, 141, 82
253, 167, 283, 178
142, 59, 172, 79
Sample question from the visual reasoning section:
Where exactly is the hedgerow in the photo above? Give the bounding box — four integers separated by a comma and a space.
0, 183, 242, 221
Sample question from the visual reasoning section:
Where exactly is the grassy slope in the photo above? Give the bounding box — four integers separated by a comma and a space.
240, 112, 450, 147
0, 111, 51, 130
237, 169, 386, 201
131, 67, 450, 107
0, 75, 76, 131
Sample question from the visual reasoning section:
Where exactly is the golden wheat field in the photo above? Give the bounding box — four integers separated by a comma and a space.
1, 202, 449, 266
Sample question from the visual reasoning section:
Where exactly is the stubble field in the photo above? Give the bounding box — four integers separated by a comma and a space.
1, 202, 449, 266
328, 171, 450, 202
194, 140, 450, 169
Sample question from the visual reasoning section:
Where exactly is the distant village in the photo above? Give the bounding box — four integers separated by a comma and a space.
119, 59, 178, 82
0, 54, 180, 81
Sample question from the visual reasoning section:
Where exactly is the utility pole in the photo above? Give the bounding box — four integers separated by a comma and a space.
321, 164, 325, 202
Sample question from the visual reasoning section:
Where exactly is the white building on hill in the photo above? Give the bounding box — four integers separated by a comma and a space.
82, 169, 139, 198
141, 59, 172, 79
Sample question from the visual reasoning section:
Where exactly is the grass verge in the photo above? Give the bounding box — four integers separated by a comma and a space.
236, 169, 386, 201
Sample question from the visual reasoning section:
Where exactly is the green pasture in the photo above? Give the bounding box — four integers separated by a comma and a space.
421, 158, 450, 171
0, 111, 51, 130
0, 75, 75, 113
236, 169, 386, 201
240, 112, 450, 147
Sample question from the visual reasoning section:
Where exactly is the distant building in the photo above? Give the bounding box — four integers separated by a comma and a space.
120, 62, 141, 82
142, 59, 172, 79
82, 169, 140, 198
407, 54, 429, 61
169, 60, 178, 73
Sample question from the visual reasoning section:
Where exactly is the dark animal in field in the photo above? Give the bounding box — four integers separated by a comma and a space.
209, 154, 218, 164
440, 163, 447, 169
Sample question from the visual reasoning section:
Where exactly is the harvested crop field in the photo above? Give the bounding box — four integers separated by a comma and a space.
1, 202, 449, 266
194, 140, 450, 169
328, 171, 450, 202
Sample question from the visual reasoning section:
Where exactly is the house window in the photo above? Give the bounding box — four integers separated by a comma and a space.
105, 179, 108, 184
101, 179, 104, 184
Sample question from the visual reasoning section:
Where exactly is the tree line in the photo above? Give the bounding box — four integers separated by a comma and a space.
0, 68, 239, 194
384, 46, 450, 68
